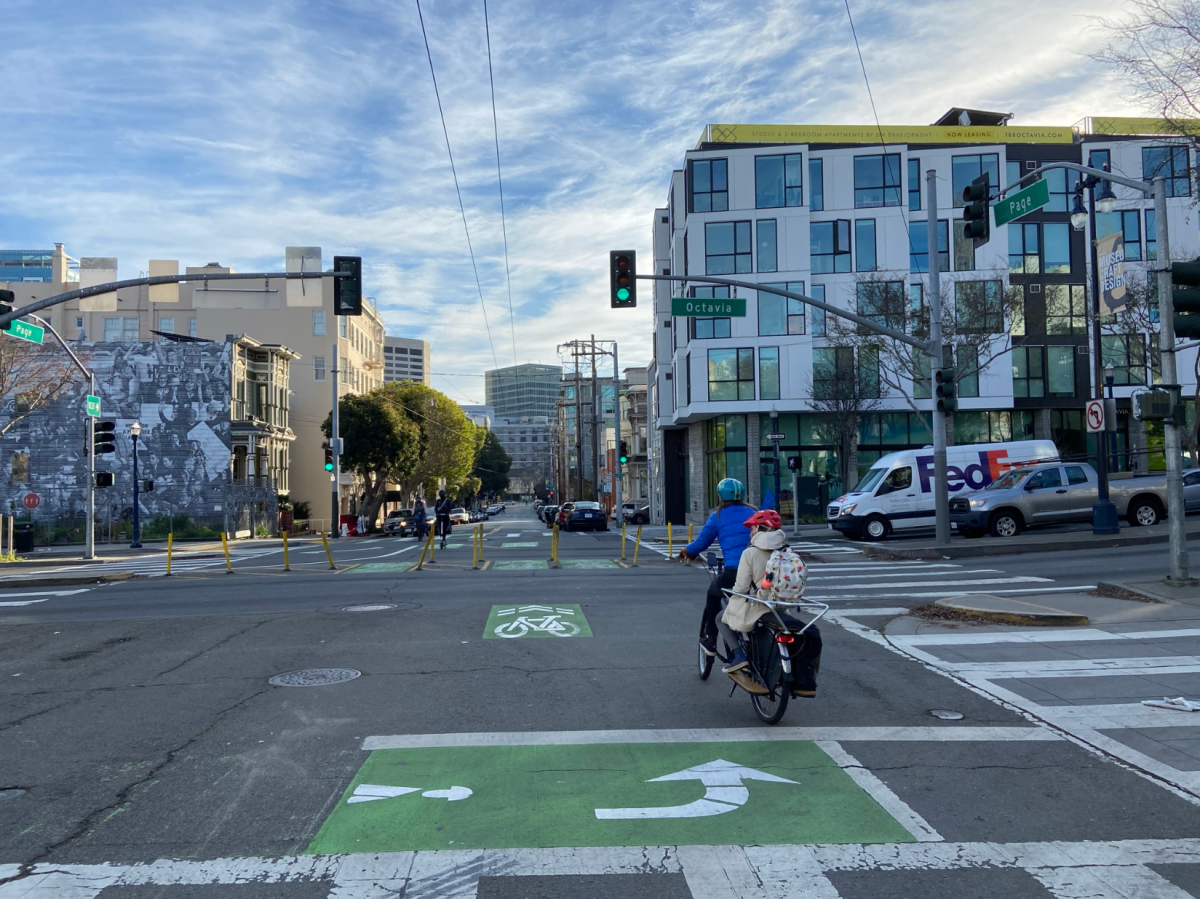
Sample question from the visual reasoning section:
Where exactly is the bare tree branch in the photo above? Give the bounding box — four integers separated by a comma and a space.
0, 340, 87, 437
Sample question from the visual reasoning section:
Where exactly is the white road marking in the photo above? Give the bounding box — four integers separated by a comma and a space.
1032, 702, 1200, 730
0, 599, 49, 607
594, 760, 798, 820
815, 741, 942, 842
0, 589, 90, 598
939, 655, 1200, 679
893, 627, 1200, 647
806, 569, 1004, 581
808, 576, 1054, 590
362, 727, 1058, 750
807, 585, 1098, 601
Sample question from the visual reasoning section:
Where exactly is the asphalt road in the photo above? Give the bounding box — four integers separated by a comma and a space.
2, 506, 1200, 897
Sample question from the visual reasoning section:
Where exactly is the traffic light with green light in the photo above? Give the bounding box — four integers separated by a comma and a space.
324, 448, 335, 471
961, 174, 990, 246
619, 441, 629, 465
936, 367, 957, 414
1172, 261, 1200, 339
610, 251, 637, 308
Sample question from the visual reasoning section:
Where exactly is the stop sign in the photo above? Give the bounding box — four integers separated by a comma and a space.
23, 493, 40, 510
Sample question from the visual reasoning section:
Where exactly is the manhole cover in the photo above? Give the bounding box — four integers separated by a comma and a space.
0, 789, 27, 801
341, 603, 398, 612
269, 668, 361, 687
930, 709, 964, 720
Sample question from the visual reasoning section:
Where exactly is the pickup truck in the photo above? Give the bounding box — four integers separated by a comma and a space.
949, 461, 1168, 538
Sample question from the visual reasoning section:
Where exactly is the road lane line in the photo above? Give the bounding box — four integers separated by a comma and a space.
815, 741, 942, 842
0, 589, 91, 598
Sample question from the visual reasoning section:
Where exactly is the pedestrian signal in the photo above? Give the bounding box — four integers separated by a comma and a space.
94, 471, 114, 488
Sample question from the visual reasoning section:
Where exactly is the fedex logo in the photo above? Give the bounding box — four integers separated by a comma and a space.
916, 450, 1013, 494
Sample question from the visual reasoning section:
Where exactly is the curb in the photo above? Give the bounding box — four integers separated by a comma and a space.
0, 572, 136, 588
860, 527, 1200, 561
933, 595, 1090, 627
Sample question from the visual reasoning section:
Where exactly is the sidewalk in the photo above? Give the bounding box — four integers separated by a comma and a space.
0, 535, 332, 569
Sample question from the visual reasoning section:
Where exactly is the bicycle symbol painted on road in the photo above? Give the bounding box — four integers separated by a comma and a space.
484, 603, 594, 639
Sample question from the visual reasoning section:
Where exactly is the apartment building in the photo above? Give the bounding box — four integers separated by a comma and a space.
651, 110, 1200, 525
0, 246, 384, 523
383, 336, 431, 385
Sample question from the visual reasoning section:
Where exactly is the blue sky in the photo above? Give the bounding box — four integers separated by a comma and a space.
1, 0, 1143, 404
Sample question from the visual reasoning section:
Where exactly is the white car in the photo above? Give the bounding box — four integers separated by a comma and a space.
450, 507, 470, 525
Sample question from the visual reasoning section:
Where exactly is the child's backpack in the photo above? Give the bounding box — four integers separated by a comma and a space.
758, 547, 808, 602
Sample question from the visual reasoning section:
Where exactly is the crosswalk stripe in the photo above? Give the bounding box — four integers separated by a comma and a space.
808, 576, 1052, 591
806, 569, 1001, 581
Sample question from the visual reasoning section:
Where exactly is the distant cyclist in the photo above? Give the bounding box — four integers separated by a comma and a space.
434, 489, 454, 549
676, 478, 756, 658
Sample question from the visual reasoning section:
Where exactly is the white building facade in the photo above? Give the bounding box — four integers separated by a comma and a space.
650, 112, 1200, 526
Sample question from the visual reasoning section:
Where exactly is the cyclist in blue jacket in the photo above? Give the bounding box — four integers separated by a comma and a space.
677, 478, 757, 657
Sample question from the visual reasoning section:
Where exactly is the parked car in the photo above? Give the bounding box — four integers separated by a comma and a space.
541, 504, 560, 527
624, 503, 651, 525
450, 507, 470, 525
564, 501, 608, 531
488, 503, 504, 515
950, 461, 1169, 537
382, 509, 415, 537
1185, 469, 1200, 511
555, 502, 578, 528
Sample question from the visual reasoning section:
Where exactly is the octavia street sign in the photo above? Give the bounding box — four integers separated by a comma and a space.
671, 297, 747, 317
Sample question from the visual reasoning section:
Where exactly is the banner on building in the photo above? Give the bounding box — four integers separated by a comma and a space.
702, 124, 1074, 146
1097, 231, 1127, 316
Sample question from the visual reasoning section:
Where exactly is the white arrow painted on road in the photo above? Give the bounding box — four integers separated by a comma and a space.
594, 759, 797, 820
347, 784, 473, 804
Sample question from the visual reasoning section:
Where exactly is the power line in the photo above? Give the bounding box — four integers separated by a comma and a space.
414, 0, 499, 369
483, 0, 518, 366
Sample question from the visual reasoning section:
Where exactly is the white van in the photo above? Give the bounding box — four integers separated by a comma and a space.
826, 440, 1059, 541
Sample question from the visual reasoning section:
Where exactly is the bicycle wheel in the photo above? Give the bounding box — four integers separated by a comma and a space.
751, 683, 789, 724
697, 616, 713, 680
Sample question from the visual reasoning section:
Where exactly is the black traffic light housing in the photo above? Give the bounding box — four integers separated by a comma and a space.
333, 256, 363, 316
324, 448, 335, 472
93, 421, 117, 455
0, 288, 14, 332
935, 367, 958, 414
142, 479, 154, 493
619, 441, 629, 464
961, 174, 991, 246
94, 471, 114, 488
610, 251, 637, 308
1172, 261, 1200, 339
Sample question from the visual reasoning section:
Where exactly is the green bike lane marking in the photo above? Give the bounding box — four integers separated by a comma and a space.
492, 559, 548, 571
484, 603, 593, 638
351, 562, 417, 573
306, 740, 913, 853
501, 542, 541, 548
559, 558, 619, 569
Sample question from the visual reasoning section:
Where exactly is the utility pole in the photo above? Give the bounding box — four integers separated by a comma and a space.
331, 341, 340, 538
926, 170, 951, 546
591, 334, 600, 503
574, 344, 584, 501
612, 341, 622, 516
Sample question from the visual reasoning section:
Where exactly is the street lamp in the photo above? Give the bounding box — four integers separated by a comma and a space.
769, 405, 781, 512
129, 421, 142, 548
1072, 163, 1120, 534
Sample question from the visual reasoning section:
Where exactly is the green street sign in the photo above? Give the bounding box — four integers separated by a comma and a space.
994, 178, 1050, 227
85, 395, 102, 418
6, 320, 44, 345
671, 297, 747, 317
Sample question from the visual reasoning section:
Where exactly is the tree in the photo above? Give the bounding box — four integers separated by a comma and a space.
377, 381, 485, 501
0, 340, 86, 437
473, 430, 512, 497
805, 345, 882, 487
322, 392, 420, 528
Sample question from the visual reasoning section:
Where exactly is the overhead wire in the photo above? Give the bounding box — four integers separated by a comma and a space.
414, 0, 500, 369
483, 0, 518, 366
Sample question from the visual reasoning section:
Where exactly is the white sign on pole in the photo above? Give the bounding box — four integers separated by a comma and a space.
1085, 400, 1106, 433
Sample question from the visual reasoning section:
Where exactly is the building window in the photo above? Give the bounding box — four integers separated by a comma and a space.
954, 280, 1004, 333
814, 347, 875, 399
856, 281, 905, 332
690, 287, 732, 339
759, 281, 805, 336
854, 219, 877, 272
1044, 223, 1071, 273
705, 221, 752, 274
759, 347, 780, 400
708, 348, 755, 401
1045, 284, 1087, 334
809, 158, 824, 211
1040, 165, 1070, 212
103, 317, 139, 341
810, 284, 826, 337
75, 316, 84, 329
952, 221, 975, 271
854, 153, 902, 208
339, 317, 347, 338
908, 283, 925, 335
690, 158, 729, 212
909, 220, 949, 273
1012, 346, 1044, 397
313, 310, 326, 336
951, 153, 1000, 208
957, 345, 980, 398
314, 355, 326, 381
1102, 334, 1148, 385
1006, 159, 1021, 192
755, 153, 802, 208
1088, 149, 1111, 171
188, 317, 197, 338
1009, 223, 1041, 274
11, 451, 29, 483
757, 219, 778, 272
1047, 346, 1076, 396
158, 316, 175, 335
908, 158, 921, 210
1146, 209, 1157, 260
705, 415, 747, 508
1097, 210, 1143, 262
811, 220, 851, 273
1143, 145, 1190, 197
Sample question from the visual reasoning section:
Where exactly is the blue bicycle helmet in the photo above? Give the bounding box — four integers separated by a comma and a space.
716, 478, 746, 502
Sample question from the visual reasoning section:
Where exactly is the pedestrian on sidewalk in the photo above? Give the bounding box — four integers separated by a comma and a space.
434, 490, 454, 550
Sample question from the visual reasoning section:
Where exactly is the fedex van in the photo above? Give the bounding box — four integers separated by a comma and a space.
826, 440, 1059, 541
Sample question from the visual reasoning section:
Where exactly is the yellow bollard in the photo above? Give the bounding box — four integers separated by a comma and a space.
667, 522, 672, 559
320, 530, 337, 570
415, 530, 434, 570
282, 530, 290, 571
621, 520, 627, 560
477, 523, 484, 564
220, 532, 233, 574
632, 524, 642, 567
428, 527, 436, 563
472, 526, 479, 570
551, 524, 560, 568
165, 533, 174, 577
688, 522, 694, 544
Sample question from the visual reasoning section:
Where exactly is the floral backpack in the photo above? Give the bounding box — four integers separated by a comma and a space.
757, 546, 808, 603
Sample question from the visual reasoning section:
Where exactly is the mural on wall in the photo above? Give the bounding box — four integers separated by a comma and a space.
0, 340, 233, 524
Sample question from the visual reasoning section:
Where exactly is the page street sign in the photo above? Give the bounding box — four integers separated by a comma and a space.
994, 179, 1051, 227
5, 320, 45, 345
86, 395, 102, 417
671, 297, 747, 317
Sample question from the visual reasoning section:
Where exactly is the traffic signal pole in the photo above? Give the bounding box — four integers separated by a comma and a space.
331, 342, 340, 538
926, 170, 951, 547
612, 341, 622, 518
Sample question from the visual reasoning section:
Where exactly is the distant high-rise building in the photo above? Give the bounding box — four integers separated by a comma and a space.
0, 243, 78, 283
460, 404, 495, 430
485, 363, 562, 418
383, 336, 431, 386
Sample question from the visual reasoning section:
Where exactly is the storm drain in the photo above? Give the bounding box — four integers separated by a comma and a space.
269, 668, 361, 687
930, 709, 964, 720
341, 603, 398, 612
0, 789, 27, 801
